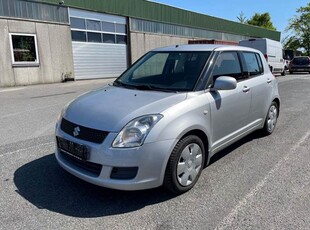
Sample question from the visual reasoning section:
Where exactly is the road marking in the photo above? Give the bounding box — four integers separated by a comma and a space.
0, 87, 25, 93
215, 131, 310, 230
0, 142, 54, 158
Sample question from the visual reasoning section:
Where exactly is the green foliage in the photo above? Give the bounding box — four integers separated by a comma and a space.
247, 13, 277, 31
237, 11, 247, 24
282, 36, 302, 52
286, 3, 310, 55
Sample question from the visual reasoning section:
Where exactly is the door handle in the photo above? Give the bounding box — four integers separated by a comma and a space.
242, 86, 250, 93
267, 79, 272, 84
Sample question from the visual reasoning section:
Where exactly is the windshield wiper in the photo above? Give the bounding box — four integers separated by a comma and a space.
113, 80, 136, 89
134, 84, 177, 93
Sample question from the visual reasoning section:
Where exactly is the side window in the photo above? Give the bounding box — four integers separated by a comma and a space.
243, 52, 263, 76
212, 52, 243, 81
255, 53, 264, 73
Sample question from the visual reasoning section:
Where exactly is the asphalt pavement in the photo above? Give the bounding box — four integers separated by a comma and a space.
0, 74, 310, 230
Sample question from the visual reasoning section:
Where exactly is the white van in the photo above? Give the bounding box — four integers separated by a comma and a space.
239, 38, 285, 76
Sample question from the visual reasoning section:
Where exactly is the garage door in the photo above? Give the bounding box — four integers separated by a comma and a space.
69, 8, 128, 80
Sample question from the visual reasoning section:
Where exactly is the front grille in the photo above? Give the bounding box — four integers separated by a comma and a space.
110, 167, 138, 180
60, 118, 108, 144
59, 150, 102, 177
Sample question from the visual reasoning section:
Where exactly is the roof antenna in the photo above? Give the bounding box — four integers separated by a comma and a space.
175, 44, 179, 48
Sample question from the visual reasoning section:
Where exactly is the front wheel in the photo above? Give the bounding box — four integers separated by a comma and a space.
262, 102, 278, 135
163, 135, 205, 194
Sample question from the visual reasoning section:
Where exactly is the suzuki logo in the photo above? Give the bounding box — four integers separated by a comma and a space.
73, 126, 80, 137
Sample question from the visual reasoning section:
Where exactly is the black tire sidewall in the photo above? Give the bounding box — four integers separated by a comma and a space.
165, 135, 206, 194
263, 102, 278, 135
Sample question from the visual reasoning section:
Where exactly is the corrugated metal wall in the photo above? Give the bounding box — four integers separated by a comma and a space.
72, 42, 127, 79
37, 0, 281, 41
0, 0, 68, 23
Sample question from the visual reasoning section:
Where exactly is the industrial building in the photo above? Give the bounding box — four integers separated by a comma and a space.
0, 0, 281, 87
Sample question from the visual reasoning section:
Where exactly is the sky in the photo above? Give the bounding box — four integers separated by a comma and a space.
149, 0, 309, 40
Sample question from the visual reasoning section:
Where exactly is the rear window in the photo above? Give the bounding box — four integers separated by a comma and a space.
292, 57, 310, 65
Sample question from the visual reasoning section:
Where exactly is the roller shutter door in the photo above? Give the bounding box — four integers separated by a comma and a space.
69, 8, 128, 80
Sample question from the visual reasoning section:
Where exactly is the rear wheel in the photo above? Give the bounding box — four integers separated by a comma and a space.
281, 70, 286, 76
163, 135, 205, 194
262, 102, 278, 135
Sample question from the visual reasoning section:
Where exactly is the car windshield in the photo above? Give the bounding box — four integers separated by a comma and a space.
114, 51, 211, 92
292, 57, 310, 65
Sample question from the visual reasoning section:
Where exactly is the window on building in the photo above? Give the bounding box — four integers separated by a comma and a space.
115, 24, 126, 34
70, 17, 86, 29
102, 34, 115, 43
87, 19, 101, 31
71, 31, 87, 42
70, 15, 127, 45
116, 35, 127, 44
102, 21, 115, 33
87, 32, 102, 43
10, 34, 39, 65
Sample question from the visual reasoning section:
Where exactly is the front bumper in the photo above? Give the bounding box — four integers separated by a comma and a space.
55, 122, 177, 191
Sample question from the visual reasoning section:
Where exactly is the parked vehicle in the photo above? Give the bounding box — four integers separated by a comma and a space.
55, 45, 280, 194
284, 49, 294, 61
239, 38, 286, 76
289, 56, 310, 74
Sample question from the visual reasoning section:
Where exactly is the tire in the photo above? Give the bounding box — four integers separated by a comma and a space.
289, 71, 293, 74
281, 70, 285, 76
262, 102, 278, 135
163, 135, 206, 194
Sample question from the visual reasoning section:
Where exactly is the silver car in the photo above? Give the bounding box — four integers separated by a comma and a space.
55, 45, 280, 194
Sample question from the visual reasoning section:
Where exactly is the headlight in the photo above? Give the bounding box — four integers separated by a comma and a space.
112, 114, 163, 148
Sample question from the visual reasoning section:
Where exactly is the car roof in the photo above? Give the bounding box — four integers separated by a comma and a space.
152, 44, 261, 53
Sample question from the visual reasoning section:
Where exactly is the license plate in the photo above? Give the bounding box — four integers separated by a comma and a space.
57, 137, 89, 161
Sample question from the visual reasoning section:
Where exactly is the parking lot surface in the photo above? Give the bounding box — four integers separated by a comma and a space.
1, 74, 310, 230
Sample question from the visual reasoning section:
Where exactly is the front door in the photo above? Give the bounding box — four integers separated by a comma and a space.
207, 51, 251, 152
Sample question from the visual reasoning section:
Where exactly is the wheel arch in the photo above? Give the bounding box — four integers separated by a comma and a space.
178, 129, 210, 167
273, 97, 280, 117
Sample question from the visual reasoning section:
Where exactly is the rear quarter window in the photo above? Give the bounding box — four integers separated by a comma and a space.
243, 52, 264, 76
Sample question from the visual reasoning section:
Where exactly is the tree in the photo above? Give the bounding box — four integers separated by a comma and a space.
247, 13, 277, 31
282, 35, 302, 52
237, 11, 247, 24
286, 3, 310, 55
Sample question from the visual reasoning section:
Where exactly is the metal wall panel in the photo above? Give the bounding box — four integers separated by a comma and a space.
72, 42, 127, 80
0, 0, 68, 23
130, 18, 252, 42
38, 0, 281, 41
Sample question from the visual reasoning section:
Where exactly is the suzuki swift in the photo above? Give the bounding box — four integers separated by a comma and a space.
55, 45, 280, 194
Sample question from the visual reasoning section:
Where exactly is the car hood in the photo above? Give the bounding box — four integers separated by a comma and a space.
63, 85, 187, 132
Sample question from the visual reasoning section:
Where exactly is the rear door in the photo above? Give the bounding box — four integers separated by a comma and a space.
207, 51, 252, 152
240, 51, 274, 124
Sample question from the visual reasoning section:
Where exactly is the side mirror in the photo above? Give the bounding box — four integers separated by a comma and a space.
212, 76, 237, 91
